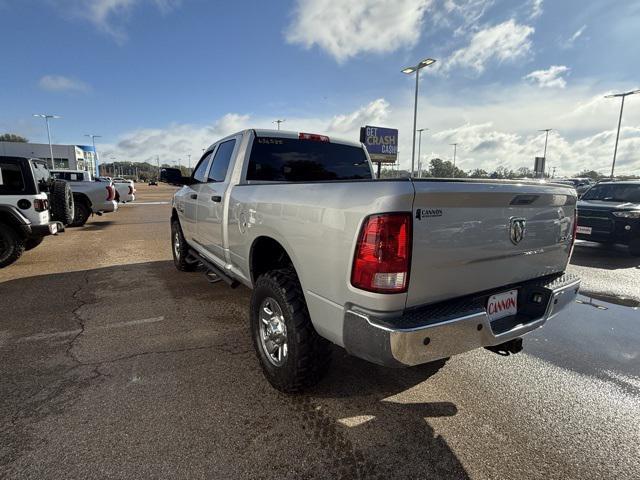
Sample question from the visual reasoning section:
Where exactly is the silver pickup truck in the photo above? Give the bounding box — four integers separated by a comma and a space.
51, 170, 118, 226
171, 129, 580, 392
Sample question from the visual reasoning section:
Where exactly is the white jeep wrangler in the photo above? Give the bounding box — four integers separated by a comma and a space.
0, 156, 74, 267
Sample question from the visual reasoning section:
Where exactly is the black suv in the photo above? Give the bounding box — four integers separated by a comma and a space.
0, 156, 74, 267
576, 181, 640, 256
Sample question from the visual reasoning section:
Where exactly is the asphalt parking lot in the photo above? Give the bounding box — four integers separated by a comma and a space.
1, 184, 639, 479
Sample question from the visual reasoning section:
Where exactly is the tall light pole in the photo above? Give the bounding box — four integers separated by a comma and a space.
416, 128, 428, 178
605, 89, 639, 178
187, 154, 192, 173
538, 128, 552, 159
33, 114, 61, 167
273, 119, 285, 130
450, 143, 458, 178
110, 156, 117, 177
85, 134, 101, 178
402, 58, 436, 177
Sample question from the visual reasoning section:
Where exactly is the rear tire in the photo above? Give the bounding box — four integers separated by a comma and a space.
0, 224, 25, 268
24, 237, 44, 251
69, 202, 91, 227
250, 268, 331, 393
49, 179, 75, 226
171, 219, 197, 271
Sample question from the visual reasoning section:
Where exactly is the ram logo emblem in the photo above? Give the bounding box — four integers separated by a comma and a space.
509, 217, 526, 245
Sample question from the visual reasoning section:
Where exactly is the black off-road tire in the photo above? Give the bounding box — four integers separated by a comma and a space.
49, 179, 75, 226
24, 236, 44, 251
69, 201, 91, 227
171, 219, 197, 271
250, 268, 331, 393
0, 224, 25, 268
629, 239, 640, 257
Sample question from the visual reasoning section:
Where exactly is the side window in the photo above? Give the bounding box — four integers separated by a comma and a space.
192, 152, 212, 183
0, 160, 26, 194
208, 139, 236, 182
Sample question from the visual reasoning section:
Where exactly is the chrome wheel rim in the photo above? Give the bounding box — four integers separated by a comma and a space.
259, 297, 288, 366
173, 231, 181, 258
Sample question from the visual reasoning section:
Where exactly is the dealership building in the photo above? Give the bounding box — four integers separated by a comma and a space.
0, 142, 97, 176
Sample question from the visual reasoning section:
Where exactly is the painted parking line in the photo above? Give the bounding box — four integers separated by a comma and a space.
122, 201, 170, 205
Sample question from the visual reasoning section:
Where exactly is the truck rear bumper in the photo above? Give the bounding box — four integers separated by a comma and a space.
23, 221, 65, 237
343, 273, 580, 367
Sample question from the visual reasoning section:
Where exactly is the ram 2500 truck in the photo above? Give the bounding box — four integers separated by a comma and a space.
170, 129, 580, 392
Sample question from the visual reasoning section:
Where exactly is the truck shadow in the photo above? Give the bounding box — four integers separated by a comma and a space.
294, 350, 468, 478
1, 260, 468, 479
570, 242, 640, 270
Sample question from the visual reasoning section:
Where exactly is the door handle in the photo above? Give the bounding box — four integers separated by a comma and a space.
190, 193, 198, 200
211, 195, 222, 203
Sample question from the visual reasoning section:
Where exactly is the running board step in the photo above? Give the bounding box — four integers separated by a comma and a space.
188, 248, 240, 289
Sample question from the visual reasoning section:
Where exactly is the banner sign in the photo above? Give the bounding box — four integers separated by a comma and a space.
360, 126, 398, 163
534, 157, 546, 177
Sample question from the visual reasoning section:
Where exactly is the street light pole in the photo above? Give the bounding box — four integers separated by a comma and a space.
33, 114, 61, 167
85, 134, 101, 178
273, 119, 285, 130
187, 154, 191, 173
402, 58, 436, 177
539, 128, 552, 159
605, 89, 639, 178
450, 143, 458, 178
416, 128, 428, 178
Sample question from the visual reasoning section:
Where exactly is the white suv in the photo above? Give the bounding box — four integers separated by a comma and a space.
0, 156, 74, 267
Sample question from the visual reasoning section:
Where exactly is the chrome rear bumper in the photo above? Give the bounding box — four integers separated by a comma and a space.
343, 273, 580, 367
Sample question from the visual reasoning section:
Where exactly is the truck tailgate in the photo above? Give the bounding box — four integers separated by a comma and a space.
407, 180, 576, 308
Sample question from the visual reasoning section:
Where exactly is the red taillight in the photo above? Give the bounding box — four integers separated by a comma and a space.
351, 213, 412, 293
33, 199, 49, 212
106, 185, 115, 201
299, 132, 330, 142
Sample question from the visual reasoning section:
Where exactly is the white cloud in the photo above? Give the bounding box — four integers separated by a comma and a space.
285, 0, 432, 63
53, 0, 181, 43
101, 84, 640, 178
38, 74, 90, 93
524, 65, 570, 88
436, 0, 495, 36
528, 0, 543, 19
327, 98, 389, 133
445, 20, 534, 74
563, 24, 586, 49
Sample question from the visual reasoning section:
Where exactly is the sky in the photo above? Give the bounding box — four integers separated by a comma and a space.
1, 0, 639, 176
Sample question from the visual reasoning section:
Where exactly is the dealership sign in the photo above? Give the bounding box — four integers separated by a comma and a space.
360, 126, 398, 163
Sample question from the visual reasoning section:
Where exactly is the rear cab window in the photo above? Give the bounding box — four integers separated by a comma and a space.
246, 136, 372, 182
30, 160, 51, 192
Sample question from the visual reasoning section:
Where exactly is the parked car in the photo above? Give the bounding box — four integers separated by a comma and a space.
556, 178, 593, 197
576, 180, 640, 255
0, 157, 73, 267
149, 180, 158, 186
170, 129, 580, 392
51, 169, 118, 227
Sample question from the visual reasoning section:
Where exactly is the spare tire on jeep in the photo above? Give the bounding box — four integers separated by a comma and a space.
49, 179, 74, 226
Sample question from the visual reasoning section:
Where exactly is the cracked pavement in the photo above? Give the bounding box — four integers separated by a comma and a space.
1, 184, 639, 479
